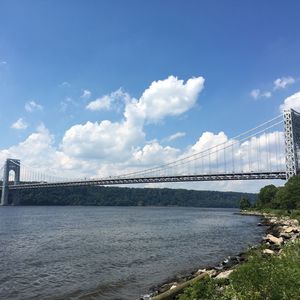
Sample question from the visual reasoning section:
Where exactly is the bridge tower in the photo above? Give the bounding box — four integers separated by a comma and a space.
284, 109, 300, 179
1, 159, 20, 206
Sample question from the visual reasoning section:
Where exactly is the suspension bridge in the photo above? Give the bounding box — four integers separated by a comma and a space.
1, 109, 299, 206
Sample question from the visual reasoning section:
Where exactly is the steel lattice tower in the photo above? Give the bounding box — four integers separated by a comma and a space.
284, 109, 300, 179
1, 158, 20, 205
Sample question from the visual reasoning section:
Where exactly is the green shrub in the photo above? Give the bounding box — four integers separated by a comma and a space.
178, 240, 300, 300
227, 242, 300, 299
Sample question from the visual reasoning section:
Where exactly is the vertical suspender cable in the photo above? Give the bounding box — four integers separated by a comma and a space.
266, 132, 270, 171
231, 142, 235, 173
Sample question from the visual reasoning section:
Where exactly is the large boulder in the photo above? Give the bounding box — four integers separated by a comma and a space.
279, 232, 293, 239
285, 226, 299, 233
266, 234, 284, 246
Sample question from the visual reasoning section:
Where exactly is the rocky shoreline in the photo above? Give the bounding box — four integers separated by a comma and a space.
141, 211, 300, 300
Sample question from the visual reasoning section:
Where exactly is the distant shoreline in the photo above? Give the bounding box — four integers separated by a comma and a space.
6, 185, 257, 207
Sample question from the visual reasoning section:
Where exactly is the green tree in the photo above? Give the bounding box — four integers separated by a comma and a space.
272, 186, 285, 209
239, 197, 251, 210
257, 184, 278, 208
257, 174, 300, 210
278, 174, 300, 209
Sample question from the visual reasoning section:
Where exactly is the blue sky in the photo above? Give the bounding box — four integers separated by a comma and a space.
1, 0, 300, 192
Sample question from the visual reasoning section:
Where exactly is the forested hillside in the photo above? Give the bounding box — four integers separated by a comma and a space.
8, 185, 257, 207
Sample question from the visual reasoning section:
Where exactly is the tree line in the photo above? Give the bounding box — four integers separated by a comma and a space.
8, 185, 257, 207
240, 174, 300, 210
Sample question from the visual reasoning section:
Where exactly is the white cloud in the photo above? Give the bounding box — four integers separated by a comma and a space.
59, 81, 71, 87
0, 125, 91, 179
0, 61, 7, 65
86, 95, 112, 111
132, 76, 205, 123
74, 76, 204, 162
250, 89, 272, 99
1, 125, 51, 161
81, 90, 91, 99
61, 119, 145, 161
274, 76, 295, 90
11, 118, 28, 130
190, 131, 228, 153
280, 91, 300, 112
86, 89, 130, 111
132, 142, 179, 166
13, 124, 53, 157
262, 91, 272, 98
164, 132, 186, 142
25, 100, 43, 112
87, 76, 204, 124
250, 89, 260, 99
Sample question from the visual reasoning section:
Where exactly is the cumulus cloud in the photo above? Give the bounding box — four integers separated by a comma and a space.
132, 142, 179, 166
25, 100, 43, 112
86, 96, 112, 111
133, 76, 204, 123
190, 131, 228, 153
12, 124, 53, 157
81, 90, 91, 99
274, 76, 295, 90
0, 125, 92, 179
11, 118, 28, 130
69, 76, 205, 162
1, 125, 51, 163
61, 117, 145, 162
280, 91, 300, 112
87, 76, 204, 122
250, 89, 272, 99
86, 89, 130, 111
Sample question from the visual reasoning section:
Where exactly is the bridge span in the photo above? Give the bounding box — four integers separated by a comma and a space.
2, 171, 287, 190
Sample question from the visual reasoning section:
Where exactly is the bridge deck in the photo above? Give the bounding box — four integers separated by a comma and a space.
2, 171, 286, 190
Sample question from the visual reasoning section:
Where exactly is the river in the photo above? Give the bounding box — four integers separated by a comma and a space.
0, 206, 265, 299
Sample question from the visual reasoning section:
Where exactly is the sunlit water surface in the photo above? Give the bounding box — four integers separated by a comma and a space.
0, 206, 265, 300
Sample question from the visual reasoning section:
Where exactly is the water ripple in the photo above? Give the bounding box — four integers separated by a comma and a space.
0, 206, 264, 300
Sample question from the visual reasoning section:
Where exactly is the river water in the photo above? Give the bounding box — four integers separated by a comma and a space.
0, 206, 265, 300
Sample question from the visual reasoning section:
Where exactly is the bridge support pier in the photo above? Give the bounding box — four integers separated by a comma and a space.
1, 159, 20, 206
